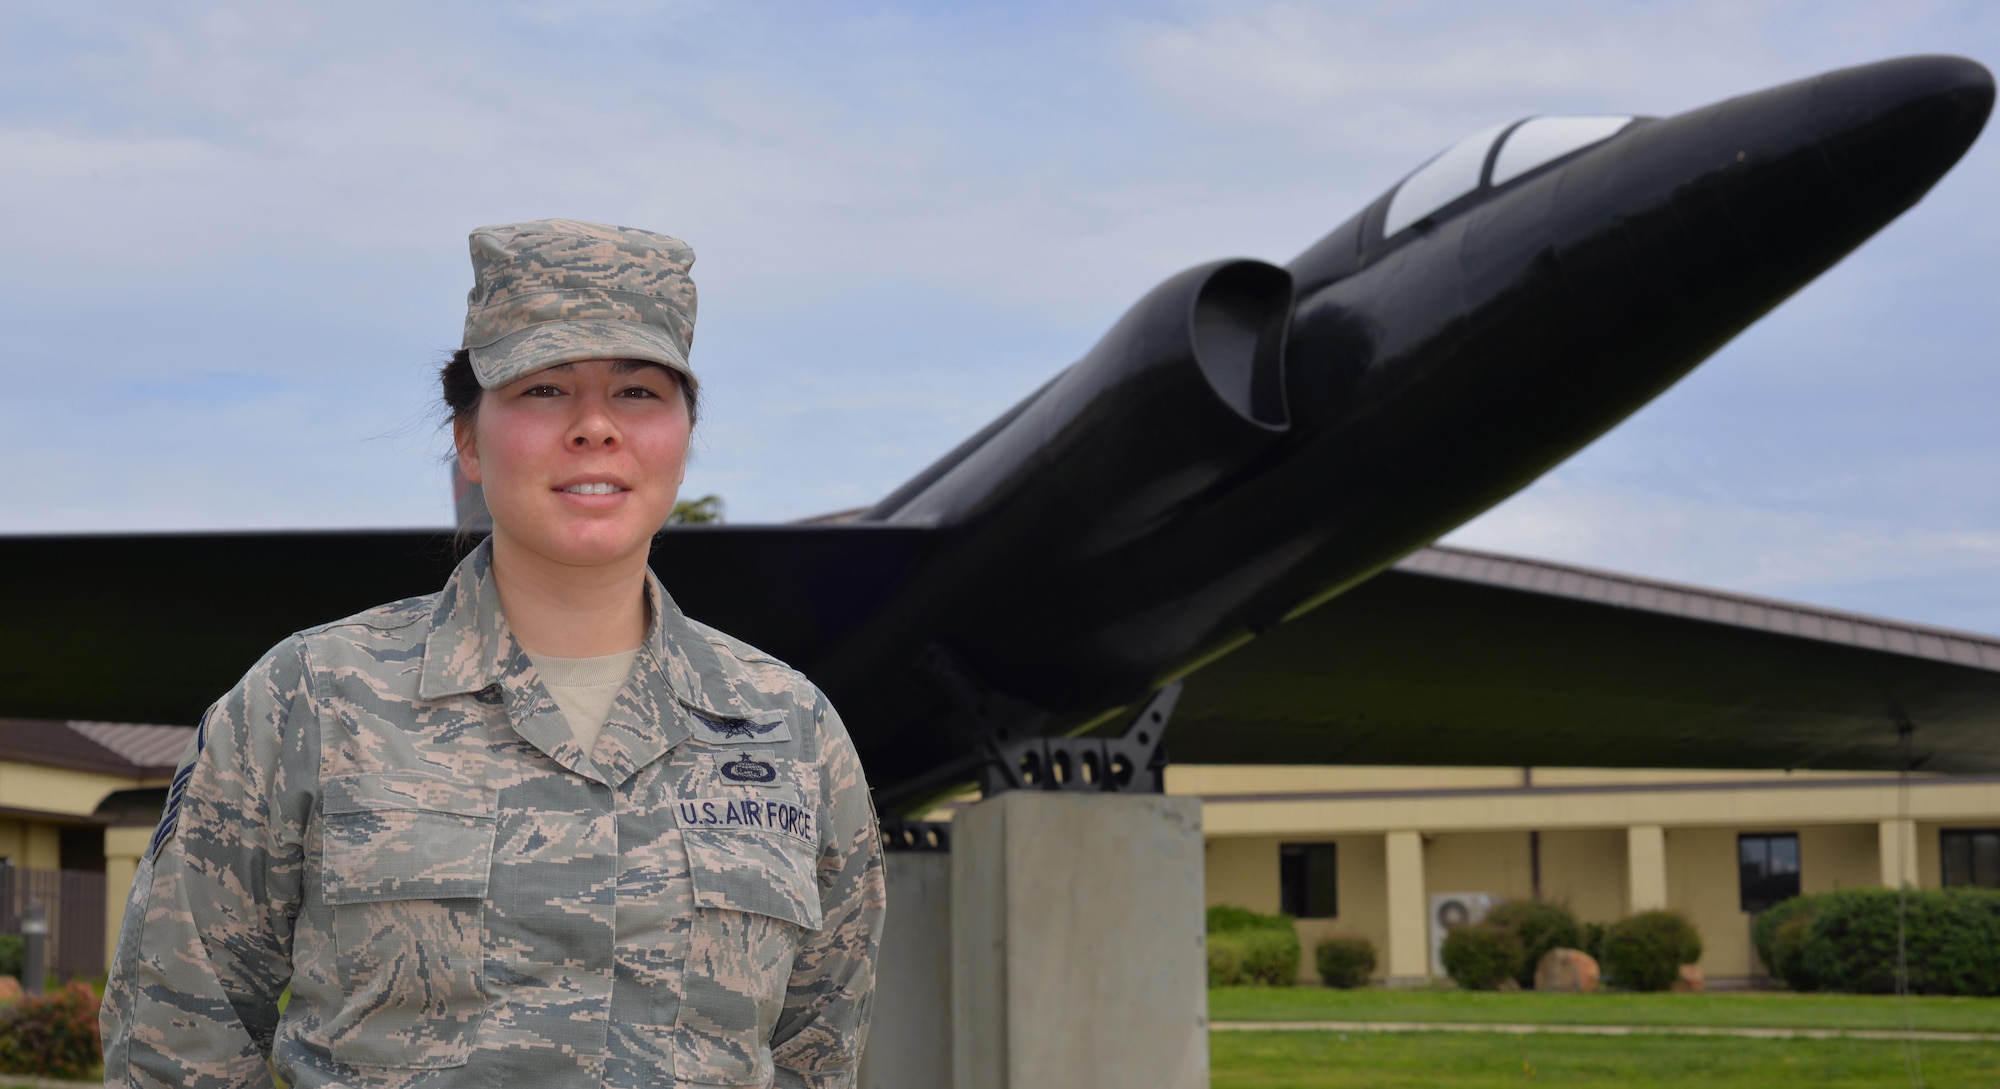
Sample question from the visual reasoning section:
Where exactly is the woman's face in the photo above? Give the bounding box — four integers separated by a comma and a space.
455, 358, 691, 571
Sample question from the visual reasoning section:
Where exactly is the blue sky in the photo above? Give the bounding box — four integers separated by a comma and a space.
3, 1, 1997, 633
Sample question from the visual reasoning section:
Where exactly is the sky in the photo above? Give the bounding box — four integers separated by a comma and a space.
3, 1, 1997, 633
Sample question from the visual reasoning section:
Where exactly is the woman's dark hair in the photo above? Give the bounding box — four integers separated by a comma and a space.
440, 349, 699, 428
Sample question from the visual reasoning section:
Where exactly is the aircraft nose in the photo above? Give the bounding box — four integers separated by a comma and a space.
1817, 54, 1994, 204
1719, 55, 1992, 268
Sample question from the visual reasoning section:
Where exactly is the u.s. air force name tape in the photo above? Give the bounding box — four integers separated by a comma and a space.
677, 797, 814, 844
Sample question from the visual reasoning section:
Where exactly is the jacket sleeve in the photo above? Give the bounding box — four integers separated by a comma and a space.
769, 692, 888, 1089
101, 638, 319, 1089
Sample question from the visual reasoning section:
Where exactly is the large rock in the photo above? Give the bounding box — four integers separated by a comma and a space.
1533, 947, 1600, 993
1671, 964, 1706, 993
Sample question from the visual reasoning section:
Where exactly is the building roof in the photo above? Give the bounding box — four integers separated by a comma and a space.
0, 719, 192, 778
1398, 544, 2000, 671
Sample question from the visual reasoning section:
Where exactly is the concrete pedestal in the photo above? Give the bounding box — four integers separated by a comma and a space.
951, 792, 1208, 1089
860, 851, 954, 1089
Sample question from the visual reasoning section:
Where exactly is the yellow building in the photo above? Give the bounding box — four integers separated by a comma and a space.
7, 719, 2000, 991
1181, 762, 2000, 985
0, 720, 188, 977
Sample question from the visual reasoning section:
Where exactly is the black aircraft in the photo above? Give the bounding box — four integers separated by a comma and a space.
4, 56, 1997, 813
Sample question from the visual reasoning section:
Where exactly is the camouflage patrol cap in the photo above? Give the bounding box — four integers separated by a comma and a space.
461, 218, 698, 391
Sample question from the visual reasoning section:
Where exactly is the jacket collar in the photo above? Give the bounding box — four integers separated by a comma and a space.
417, 538, 727, 785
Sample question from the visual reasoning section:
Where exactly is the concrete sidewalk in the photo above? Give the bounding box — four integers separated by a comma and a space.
1211, 1020, 2000, 1043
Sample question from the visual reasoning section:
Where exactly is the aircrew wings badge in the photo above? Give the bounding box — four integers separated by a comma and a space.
688, 710, 792, 745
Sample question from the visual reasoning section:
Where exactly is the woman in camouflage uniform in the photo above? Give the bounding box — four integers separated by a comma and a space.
102, 220, 886, 1089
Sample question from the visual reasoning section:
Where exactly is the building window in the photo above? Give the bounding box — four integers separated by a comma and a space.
1739, 832, 1801, 912
1941, 829, 2000, 889
1280, 843, 1338, 918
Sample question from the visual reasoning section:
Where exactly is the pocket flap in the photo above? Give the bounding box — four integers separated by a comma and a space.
323, 773, 496, 818
683, 827, 825, 931
322, 774, 496, 905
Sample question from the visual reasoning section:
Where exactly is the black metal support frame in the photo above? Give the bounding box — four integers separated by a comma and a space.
976, 682, 1181, 796
880, 818, 953, 852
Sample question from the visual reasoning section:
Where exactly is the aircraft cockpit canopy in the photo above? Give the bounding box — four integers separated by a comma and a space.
1384, 115, 1634, 238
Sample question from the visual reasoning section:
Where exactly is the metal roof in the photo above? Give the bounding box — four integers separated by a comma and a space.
1398, 544, 2000, 672
68, 721, 197, 775
0, 719, 192, 778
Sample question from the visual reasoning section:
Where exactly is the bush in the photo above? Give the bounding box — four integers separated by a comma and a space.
1205, 905, 1301, 986
1208, 928, 1301, 986
1207, 934, 1244, 987
1484, 900, 1582, 989
1315, 936, 1376, 989
1770, 913, 1818, 991
1601, 911, 1702, 992
1580, 921, 1607, 965
1783, 888, 2000, 996
1240, 928, 1303, 986
0, 935, 19, 981
0, 980, 100, 1080
1207, 905, 1295, 934
1751, 894, 1816, 974
1441, 922, 1523, 991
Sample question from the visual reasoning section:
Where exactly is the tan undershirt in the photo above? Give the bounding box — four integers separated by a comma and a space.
527, 649, 640, 758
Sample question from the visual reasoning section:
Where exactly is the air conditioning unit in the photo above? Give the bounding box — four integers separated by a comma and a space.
1429, 892, 1495, 978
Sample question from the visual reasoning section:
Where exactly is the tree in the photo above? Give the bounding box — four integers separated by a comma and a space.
670, 495, 724, 525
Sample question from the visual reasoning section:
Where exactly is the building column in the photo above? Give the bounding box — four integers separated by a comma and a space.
1383, 830, 1427, 984
1878, 818, 1919, 889
951, 792, 1207, 1089
103, 827, 152, 972
1626, 825, 1668, 912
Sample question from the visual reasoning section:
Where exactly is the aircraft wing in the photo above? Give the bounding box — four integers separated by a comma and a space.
7, 525, 1997, 792
0, 524, 931, 728
1169, 545, 2000, 773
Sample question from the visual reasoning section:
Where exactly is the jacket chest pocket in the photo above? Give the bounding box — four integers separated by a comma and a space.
672, 808, 825, 1087
319, 773, 496, 1069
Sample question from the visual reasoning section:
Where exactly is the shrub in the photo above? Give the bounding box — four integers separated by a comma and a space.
1315, 936, 1376, 989
1601, 911, 1702, 992
1207, 928, 1301, 986
1484, 900, 1582, 989
1441, 922, 1523, 991
0, 935, 20, 981
1207, 934, 1245, 987
1580, 920, 1607, 965
1751, 894, 1816, 974
1205, 904, 1301, 986
1207, 905, 1295, 934
1770, 913, 1818, 991
0, 980, 100, 1080
1240, 928, 1303, 986
1787, 888, 2000, 996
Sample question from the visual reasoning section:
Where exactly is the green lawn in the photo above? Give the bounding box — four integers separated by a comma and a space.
1212, 1030, 2000, 1088
1210, 986, 2000, 1034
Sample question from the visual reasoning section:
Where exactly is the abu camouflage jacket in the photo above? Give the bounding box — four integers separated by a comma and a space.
101, 541, 885, 1088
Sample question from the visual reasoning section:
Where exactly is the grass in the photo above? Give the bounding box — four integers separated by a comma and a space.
1209, 986, 2000, 1034
1211, 1030, 2000, 1088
